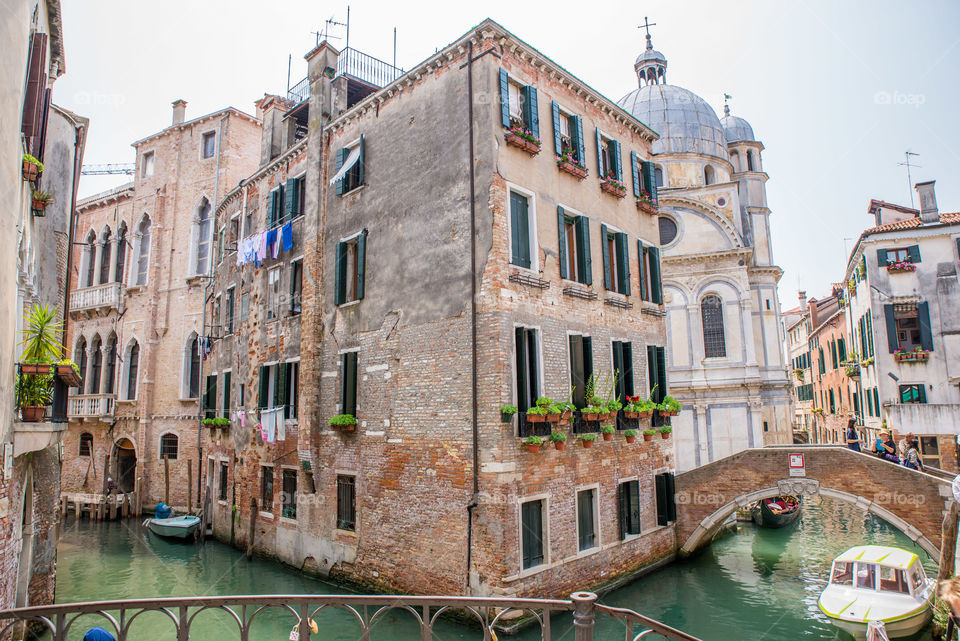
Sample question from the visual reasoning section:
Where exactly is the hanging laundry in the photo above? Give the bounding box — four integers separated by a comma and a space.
281, 222, 293, 252
266, 228, 277, 258
261, 408, 277, 443
271, 231, 281, 259
276, 409, 286, 441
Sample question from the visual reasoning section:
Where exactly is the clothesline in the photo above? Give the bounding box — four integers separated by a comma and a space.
229, 406, 288, 443
236, 221, 294, 268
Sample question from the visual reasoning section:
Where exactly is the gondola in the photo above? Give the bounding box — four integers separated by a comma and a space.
751, 495, 801, 528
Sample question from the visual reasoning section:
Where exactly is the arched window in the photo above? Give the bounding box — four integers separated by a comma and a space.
88, 336, 102, 394
99, 227, 112, 285
195, 199, 212, 275
729, 150, 740, 172
115, 223, 127, 283
658, 217, 679, 246
654, 165, 664, 187
76, 337, 87, 391
703, 165, 715, 186
136, 215, 151, 286
747, 150, 756, 172
79, 433, 93, 457
160, 433, 179, 460
84, 230, 97, 288
104, 334, 117, 394
125, 341, 139, 400
701, 295, 727, 358
184, 334, 200, 398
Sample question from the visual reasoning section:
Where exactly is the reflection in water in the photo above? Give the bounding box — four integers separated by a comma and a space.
54, 498, 936, 640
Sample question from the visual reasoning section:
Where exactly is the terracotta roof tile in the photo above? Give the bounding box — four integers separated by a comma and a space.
863, 212, 960, 234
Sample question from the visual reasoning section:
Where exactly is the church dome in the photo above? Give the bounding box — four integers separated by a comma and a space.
618, 84, 728, 159
721, 108, 755, 143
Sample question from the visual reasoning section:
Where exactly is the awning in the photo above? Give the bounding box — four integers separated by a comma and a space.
329, 147, 361, 185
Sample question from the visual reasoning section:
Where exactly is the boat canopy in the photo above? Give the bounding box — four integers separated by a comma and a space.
833, 545, 919, 571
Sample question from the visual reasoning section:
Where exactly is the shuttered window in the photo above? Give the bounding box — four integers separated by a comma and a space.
223, 371, 232, 418
577, 489, 597, 551
260, 466, 273, 512
281, 470, 297, 519
341, 352, 358, 417
647, 345, 667, 404
334, 233, 366, 305
509, 191, 532, 269
336, 475, 356, 530
595, 129, 622, 182
655, 473, 677, 526
334, 136, 365, 196
204, 374, 218, 419
283, 176, 304, 222
601, 225, 630, 295
514, 327, 540, 415
638, 243, 663, 304
289, 259, 303, 315
612, 341, 635, 401
219, 462, 229, 502
569, 335, 594, 409
520, 499, 545, 569
618, 480, 641, 538
551, 102, 584, 164
21, 32, 48, 155
499, 70, 539, 139
557, 208, 592, 284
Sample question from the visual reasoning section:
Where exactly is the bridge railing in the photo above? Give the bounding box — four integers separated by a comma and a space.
0, 591, 701, 641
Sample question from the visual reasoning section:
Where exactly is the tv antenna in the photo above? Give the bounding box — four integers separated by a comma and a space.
897, 150, 921, 208
312, 10, 348, 47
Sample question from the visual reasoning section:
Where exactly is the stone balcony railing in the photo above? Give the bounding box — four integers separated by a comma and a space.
884, 402, 960, 436
69, 393, 115, 421
69, 282, 121, 315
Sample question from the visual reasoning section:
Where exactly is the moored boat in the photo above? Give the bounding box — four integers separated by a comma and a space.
751, 495, 801, 528
144, 514, 201, 540
818, 545, 935, 639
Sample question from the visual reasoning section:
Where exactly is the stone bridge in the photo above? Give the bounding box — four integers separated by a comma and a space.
675, 445, 955, 559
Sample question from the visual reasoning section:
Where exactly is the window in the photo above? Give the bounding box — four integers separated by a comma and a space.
612, 341, 635, 401
886, 303, 933, 353
278, 176, 304, 224
84, 230, 97, 287
195, 199, 213, 275
631, 152, 659, 204
701, 295, 727, 358
856, 563, 876, 589
550, 102, 584, 164
216, 226, 225, 266
568, 334, 594, 408
201, 131, 216, 159
647, 345, 667, 405
595, 130, 622, 182
204, 374, 218, 419
509, 191, 534, 270
260, 466, 274, 512
520, 499, 545, 570
79, 433, 93, 457
185, 335, 200, 399
284, 361, 299, 420
99, 228, 112, 285
141, 151, 154, 177
76, 338, 87, 391
335, 233, 366, 305
655, 472, 677, 526
654, 165, 664, 187
919, 436, 940, 469
160, 433, 178, 460
340, 352, 358, 417
267, 184, 284, 228
577, 488, 597, 551
763, 421, 769, 432
658, 217, 678, 246
873, 388, 880, 415
289, 259, 303, 315
219, 462, 228, 502
703, 165, 715, 186
601, 225, 630, 295
222, 371, 231, 418
879, 567, 909, 594
333, 136, 365, 195
557, 208, 591, 285
515, 327, 540, 418
135, 216, 151, 286
266, 267, 281, 320
618, 480, 641, 538
746, 150, 756, 172
877, 245, 920, 267
104, 334, 117, 394
899, 384, 926, 404
336, 475, 356, 530
240, 292, 249, 322
281, 470, 297, 519
829, 389, 836, 414
115, 224, 127, 283
225, 287, 235, 334
797, 384, 813, 401
831, 562, 853, 585
258, 363, 292, 411
212, 296, 221, 336
89, 337, 102, 394
499, 70, 539, 138
637, 241, 663, 304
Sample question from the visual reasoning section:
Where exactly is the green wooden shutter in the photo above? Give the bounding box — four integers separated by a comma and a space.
509, 192, 530, 269
576, 216, 592, 285
637, 240, 648, 301
630, 151, 641, 197
583, 336, 593, 384
649, 246, 663, 304
656, 346, 667, 399
600, 224, 612, 290
516, 327, 529, 412
498, 69, 510, 128
866, 315, 874, 357
267, 190, 277, 227
612, 342, 624, 400
557, 207, 568, 280
838, 337, 846, 362
521, 501, 543, 568
610, 140, 622, 182
642, 160, 658, 202
616, 232, 630, 296
275, 362, 287, 409
884, 305, 898, 352
356, 232, 367, 301
285, 178, 298, 218
655, 474, 668, 526
617, 483, 627, 540
873, 388, 880, 414
917, 302, 933, 351
223, 371, 231, 416
521, 85, 539, 138
341, 352, 357, 416
572, 116, 585, 165
665, 473, 676, 521
623, 342, 634, 398
569, 334, 584, 408
595, 128, 603, 176
551, 101, 562, 155
356, 135, 365, 186
907, 245, 921, 263
258, 366, 268, 409
876, 248, 888, 267
335, 148, 347, 196
628, 480, 641, 533
647, 345, 657, 400
334, 241, 346, 305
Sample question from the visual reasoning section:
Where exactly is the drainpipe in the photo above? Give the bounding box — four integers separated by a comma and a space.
464, 39, 480, 593
61, 120, 88, 352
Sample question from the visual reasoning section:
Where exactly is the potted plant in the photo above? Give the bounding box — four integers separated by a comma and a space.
505, 125, 541, 155
658, 396, 682, 416
599, 172, 626, 198
624, 429, 638, 444
202, 417, 216, 426
635, 190, 658, 215
561, 401, 576, 421
643, 429, 656, 442
601, 424, 616, 441
635, 400, 656, 419
522, 435, 544, 453
548, 431, 567, 450
546, 403, 567, 423
607, 398, 623, 415
659, 426, 673, 439
500, 404, 518, 423
886, 260, 916, 273
525, 405, 548, 423
22, 154, 42, 181
31, 189, 52, 215
578, 433, 597, 448
16, 303, 63, 420
55, 358, 82, 386
15, 372, 52, 422
555, 149, 588, 179
328, 414, 357, 431
214, 417, 230, 428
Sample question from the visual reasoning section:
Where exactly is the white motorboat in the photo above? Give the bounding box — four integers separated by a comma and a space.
818, 545, 935, 639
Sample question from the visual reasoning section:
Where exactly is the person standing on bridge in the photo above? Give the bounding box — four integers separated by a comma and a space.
903, 438, 924, 471
897, 432, 914, 465
845, 418, 863, 452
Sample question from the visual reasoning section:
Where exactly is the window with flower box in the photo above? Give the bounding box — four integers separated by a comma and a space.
557, 207, 591, 284
499, 70, 540, 148
569, 335, 594, 409
551, 102, 585, 172
595, 129, 623, 193
630, 151, 659, 209
612, 341, 635, 401
878, 246, 920, 271
884, 303, 933, 354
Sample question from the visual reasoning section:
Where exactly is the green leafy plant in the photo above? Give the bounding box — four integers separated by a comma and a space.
214, 417, 230, 427
202, 418, 215, 426
56, 358, 79, 372
19, 303, 64, 364
624, 429, 639, 437
500, 404, 518, 416
523, 435, 544, 446
548, 431, 567, 443
578, 433, 598, 441
607, 398, 623, 413
31, 189, 52, 207
601, 425, 616, 435
23, 153, 43, 171
659, 426, 673, 434
535, 396, 553, 408
659, 396, 682, 413
526, 405, 549, 416
328, 414, 357, 427
643, 429, 656, 436
15, 372, 53, 406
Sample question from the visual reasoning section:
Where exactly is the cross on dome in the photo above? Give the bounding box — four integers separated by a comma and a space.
634, 17, 667, 87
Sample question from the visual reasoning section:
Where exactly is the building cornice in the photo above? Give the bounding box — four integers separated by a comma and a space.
77, 183, 135, 211
216, 138, 308, 215
132, 107, 260, 148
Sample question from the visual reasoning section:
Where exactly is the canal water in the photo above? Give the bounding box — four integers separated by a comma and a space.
53, 497, 936, 640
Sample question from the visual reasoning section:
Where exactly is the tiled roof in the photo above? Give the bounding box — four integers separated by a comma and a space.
868, 199, 919, 216
863, 212, 960, 234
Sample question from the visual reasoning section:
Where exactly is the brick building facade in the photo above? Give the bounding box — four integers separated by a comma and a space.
809, 306, 852, 445
202, 20, 679, 598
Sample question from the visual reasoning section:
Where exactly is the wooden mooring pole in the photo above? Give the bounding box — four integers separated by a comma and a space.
939, 500, 959, 582
164, 456, 170, 505
187, 461, 193, 514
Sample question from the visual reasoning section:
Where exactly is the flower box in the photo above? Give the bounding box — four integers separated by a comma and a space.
660, 410, 678, 417
557, 160, 588, 180
525, 413, 547, 423
505, 131, 541, 155
55, 365, 82, 387
22, 159, 40, 181
635, 199, 658, 215
582, 412, 600, 421
895, 351, 929, 362
546, 413, 562, 423
331, 423, 356, 432
20, 406, 45, 422
19, 363, 53, 375
886, 263, 916, 273
600, 180, 627, 198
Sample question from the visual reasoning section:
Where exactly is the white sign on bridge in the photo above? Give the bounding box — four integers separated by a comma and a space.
789, 453, 806, 477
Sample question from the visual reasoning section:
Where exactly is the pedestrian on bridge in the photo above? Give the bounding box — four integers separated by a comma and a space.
897, 432, 914, 465
872, 430, 900, 464
903, 438, 924, 472
845, 419, 863, 453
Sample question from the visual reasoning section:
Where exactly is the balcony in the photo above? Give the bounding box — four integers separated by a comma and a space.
884, 403, 960, 435
70, 282, 121, 315
12, 420, 67, 457
287, 47, 405, 106
69, 394, 116, 421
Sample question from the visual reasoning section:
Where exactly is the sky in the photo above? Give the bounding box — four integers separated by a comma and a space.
54, 0, 960, 307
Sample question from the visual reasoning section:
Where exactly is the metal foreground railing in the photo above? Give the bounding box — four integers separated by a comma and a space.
0, 591, 701, 641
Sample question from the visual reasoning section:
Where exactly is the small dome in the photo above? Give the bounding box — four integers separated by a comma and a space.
722, 114, 755, 143
635, 47, 666, 66
618, 84, 728, 159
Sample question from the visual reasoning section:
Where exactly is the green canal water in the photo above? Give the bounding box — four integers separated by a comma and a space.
54, 498, 936, 640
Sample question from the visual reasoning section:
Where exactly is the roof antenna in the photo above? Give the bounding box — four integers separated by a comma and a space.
897, 150, 921, 208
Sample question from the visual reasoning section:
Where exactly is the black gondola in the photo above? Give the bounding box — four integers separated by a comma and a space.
752, 495, 801, 528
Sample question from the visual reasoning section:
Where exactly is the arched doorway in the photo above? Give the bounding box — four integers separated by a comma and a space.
112, 438, 137, 493
15, 470, 34, 609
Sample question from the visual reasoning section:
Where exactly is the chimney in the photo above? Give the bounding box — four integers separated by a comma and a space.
798, 290, 807, 312
172, 99, 187, 125
808, 298, 819, 329
915, 180, 939, 224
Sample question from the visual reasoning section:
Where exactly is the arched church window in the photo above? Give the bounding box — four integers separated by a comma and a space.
701, 295, 727, 358
658, 217, 678, 246
654, 165, 664, 187
704, 165, 715, 186
747, 150, 756, 172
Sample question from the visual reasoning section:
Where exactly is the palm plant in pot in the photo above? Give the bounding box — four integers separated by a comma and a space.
16, 303, 64, 421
